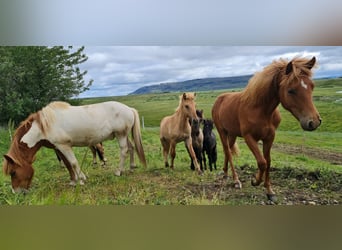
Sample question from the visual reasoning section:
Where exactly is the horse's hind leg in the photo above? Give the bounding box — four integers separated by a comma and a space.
218, 131, 241, 188
127, 138, 136, 170
114, 135, 129, 176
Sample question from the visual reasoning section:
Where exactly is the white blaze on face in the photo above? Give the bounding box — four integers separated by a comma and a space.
301, 79, 308, 90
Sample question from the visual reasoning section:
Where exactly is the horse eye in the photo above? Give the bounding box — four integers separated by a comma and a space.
10, 171, 16, 177
288, 89, 296, 95
185, 105, 189, 109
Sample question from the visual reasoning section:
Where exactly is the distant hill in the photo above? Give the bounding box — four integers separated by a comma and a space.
129, 75, 252, 95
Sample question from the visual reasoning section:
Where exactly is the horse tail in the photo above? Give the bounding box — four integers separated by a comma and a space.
231, 142, 240, 156
131, 108, 147, 167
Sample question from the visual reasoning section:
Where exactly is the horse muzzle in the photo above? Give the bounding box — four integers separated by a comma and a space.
300, 117, 322, 131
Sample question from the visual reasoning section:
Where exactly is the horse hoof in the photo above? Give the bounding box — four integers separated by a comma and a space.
197, 170, 203, 175
266, 193, 277, 203
234, 181, 242, 189
251, 175, 261, 186
114, 170, 121, 176
69, 180, 77, 186
79, 180, 85, 185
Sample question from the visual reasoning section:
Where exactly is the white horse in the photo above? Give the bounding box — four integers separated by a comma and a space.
3, 101, 146, 192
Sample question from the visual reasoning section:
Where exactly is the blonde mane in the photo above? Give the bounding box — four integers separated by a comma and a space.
241, 57, 316, 106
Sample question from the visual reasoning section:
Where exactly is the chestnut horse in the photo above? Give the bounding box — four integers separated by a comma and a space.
160, 93, 202, 174
212, 57, 321, 202
3, 101, 146, 192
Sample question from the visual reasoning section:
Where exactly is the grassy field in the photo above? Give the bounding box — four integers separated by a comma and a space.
0, 78, 341, 205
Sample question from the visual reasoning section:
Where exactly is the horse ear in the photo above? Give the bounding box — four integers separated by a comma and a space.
286, 61, 293, 75
4, 154, 16, 165
305, 56, 316, 70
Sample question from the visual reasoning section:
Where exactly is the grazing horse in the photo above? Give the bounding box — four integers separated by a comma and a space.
56, 143, 107, 166
189, 118, 204, 171
160, 93, 202, 174
3, 101, 146, 192
212, 57, 321, 202
202, 119, 217, 171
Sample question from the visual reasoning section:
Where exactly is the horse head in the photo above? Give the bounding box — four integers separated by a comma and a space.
3, 154, 34, 193
203, 119, 214, 134
279, 57, 321, 131
180, 92, 198, 122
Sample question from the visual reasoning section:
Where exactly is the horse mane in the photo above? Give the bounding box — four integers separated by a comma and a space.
175, 92, 196, 112
241, 57, 316, 106
3, 113, 38, 174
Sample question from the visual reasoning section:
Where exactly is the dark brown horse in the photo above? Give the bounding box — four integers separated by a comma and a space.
212, 56, 321, 202
202, 119, 217, 171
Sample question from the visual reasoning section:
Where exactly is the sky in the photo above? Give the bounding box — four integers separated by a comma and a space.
79, 46, 342, 98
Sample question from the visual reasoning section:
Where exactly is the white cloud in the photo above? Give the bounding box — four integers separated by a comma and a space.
79, 46, 342, 98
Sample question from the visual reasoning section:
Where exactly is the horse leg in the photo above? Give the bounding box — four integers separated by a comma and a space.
161, 138, 170, 168
90, 146, 97, 165
202, 149, 207, 170
56, 145, 86, 185
217, 131, 230, 176
96, 143, 107, 166
169, 142, 177, 170
208, 151, 213, 171
185, 138, 202, 174
244, 135, 267, 187
114, 135, 129, 176
228, 136, 241, 189
195, 147, 203, 171
55, 149, 76, 181
217, 132, 241, 188
127, 138, 137, 170
263, 138, 276, 202
185, 143, 195, 170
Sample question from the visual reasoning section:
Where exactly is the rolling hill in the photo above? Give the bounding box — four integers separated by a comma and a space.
129, 75, 252, 95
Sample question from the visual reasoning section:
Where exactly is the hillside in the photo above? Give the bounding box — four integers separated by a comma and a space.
129, 75, 252, 95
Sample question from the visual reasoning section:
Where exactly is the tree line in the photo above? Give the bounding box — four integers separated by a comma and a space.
0, 46, 92, 125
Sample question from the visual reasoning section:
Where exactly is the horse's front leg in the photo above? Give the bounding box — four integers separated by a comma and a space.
185, 138, 202, 175
56, 145, 86, 185
90, 146, 97, 165
160, 138, 170, 168
169, 141, 177, 170
244, 134, 277, 202
263, 138, 276, 202
244, 135, 266, 186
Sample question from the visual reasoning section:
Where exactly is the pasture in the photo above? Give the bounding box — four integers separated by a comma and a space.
0, 78, 341, 205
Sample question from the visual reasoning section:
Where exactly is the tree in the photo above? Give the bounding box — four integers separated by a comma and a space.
0, 46, 93, 124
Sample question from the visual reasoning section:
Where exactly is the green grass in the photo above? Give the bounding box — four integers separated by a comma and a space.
0, 78, 341, 205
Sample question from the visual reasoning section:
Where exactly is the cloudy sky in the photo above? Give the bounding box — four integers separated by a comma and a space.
80, 46, 342, 98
